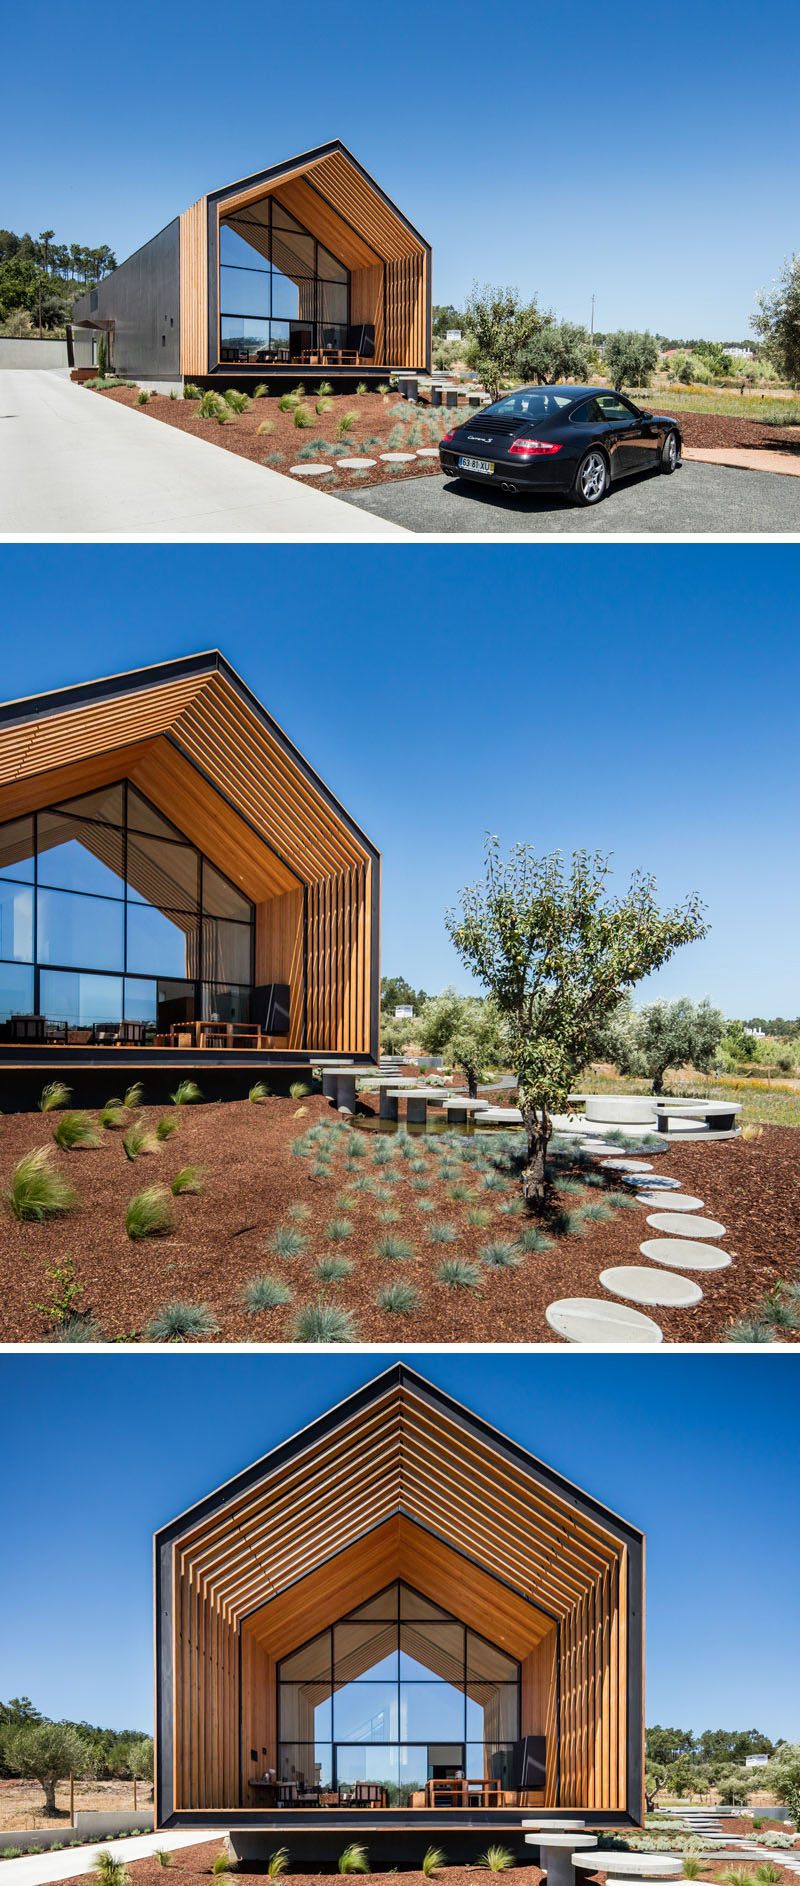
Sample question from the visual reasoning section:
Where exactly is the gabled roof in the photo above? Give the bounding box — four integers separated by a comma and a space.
155, 1364, 641, 1632
0, 652, 378, 893
208, 139, 429, 266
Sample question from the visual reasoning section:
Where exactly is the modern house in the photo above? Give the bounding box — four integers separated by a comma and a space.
154, 1365, 645, 1862
72, 142, 431, 386
0, 652, 379, 1090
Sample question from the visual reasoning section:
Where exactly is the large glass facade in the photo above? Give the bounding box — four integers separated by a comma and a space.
0, 785, 254, 1039
220, 199, 350, 362
276, 1582, 520, 1805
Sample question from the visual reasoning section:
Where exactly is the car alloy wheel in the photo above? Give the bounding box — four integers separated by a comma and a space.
661, 430, 678, 472
577, 450, 608, 504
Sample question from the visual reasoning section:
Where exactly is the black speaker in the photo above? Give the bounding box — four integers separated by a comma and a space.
253, 984, 291, 1034
513, 1736, 547, 1790
348, 323, 375, 359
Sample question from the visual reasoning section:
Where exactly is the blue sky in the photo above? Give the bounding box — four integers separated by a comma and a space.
3, 0, 799, 337
1, 543, 797, 1017
0, 1352, 797, 1738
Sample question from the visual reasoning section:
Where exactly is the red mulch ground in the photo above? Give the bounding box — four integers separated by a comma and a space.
660, 408, 800, 455
0, 1091, 797, 1345
723, 1818, 797, 1837
86, 385, 455, 492
37, 1839, 800, 1886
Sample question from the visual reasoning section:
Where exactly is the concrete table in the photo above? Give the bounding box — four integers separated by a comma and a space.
442, 1096, 490, 1123
655, 1100, 742, 1137
475, 1105, 524, 1124
321, 1063, 355, 1101
525, 1831, 596, 1886
387, 1087, 451, 1124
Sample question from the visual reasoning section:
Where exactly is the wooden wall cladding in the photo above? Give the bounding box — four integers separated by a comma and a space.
180, 198, 208, 376
165, 1379, 639, 1814
255, 889, 304, 1047
384, 252, 427, 368
307, 860, 371, 1054
350, 264, 384, 356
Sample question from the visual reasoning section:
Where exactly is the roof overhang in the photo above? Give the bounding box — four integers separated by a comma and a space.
209, 140, 429, 268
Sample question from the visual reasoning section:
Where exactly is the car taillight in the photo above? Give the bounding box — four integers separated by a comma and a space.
441, 429, 457, 444
508, 438, 562, 457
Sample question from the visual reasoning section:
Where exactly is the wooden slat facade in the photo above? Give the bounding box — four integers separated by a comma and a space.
179, 197, 209, 377
155, 1369, 644, 1826
0, 655, 379, 1060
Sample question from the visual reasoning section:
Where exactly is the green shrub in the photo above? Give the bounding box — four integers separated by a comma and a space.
145, 1299, 218, 1340
753, 1869, 783, 1885
224, 389, 250, 413
682, 1863, 703, 1879
316, 1254, 354, 1281
326, 1216, 353, 1240
123, 1119, 158, 1161
249, 1081, 271, 1101
91, 1855, 130, 1886
38, 1080, 71, 1112
126, 1185, 174, 1240
338, 1846, 369, 1875
156, 1116, 179, 1141
480, 1239, 522, 1268
316, 397, 332, 414
243, 1274, 292, 1311
197, 390, 225, 418
436, 1258, 482, 1289
171, 1165, 204, 1195
376, 1278, 419, 1313
137, 390, 150, 405
100, 1098, 127, 1129
53, 1109, 101, 1150
291, 1298, 357, 1342
183, 383, 202, 399
154, 1853, 172, 1868
5, 1147, 77, 1221
170, 1080, 202, 1105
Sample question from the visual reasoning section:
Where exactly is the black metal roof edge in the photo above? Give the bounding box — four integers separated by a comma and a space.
0, 650, 380, 868
153, 1362, 642, 1551
208, 138, 430, 251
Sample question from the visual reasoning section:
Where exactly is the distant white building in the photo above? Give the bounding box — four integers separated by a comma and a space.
446, 329, 462, 343
395, 1004, 414, 1019
745, 1754, 769, 1768
744, 1026, 766, 1039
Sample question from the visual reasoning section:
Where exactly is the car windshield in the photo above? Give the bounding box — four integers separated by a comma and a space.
482, 390, 576, 420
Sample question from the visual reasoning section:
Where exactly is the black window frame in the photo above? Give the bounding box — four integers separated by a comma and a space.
219, 195, 351, 360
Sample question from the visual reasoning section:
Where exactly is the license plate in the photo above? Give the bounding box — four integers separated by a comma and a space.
459, 455, 493, 475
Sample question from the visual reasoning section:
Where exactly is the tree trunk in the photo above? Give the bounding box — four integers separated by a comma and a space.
520, 1092, 551, 1209
42, 1779, 57, 1816
652, 1068, 665, 1095
467, 1066, 478, 1099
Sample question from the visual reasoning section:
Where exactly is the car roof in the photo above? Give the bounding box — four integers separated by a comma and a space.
513, 385, 616, 399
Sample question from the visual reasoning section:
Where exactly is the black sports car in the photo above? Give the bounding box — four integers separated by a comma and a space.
438, 386, 682, 504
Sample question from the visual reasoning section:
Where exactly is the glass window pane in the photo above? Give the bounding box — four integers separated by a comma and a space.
201, 863, 252, 922
125, 789, 181, 840
269, 321, 291, 347
220, 223, 268, 269
317, 244, 348, 283
0, 961, 34, 1021
466, 1632, 519, 1683
466, 1684, 519, 1743
400, 1682, 464, 1742
201, 983, 252, 1023
126, 834, 199, 911
335, 1747, 398, 1791
124, 978, 157, 1025
37, 812, 125, 897
400, 1621, 464, 1682
279, 1631, 331, 1682
279, 1683, 332, 1742
0, 882, 34, 961
333, 1680, 397, 1743
334, 1623, 398, 1683
397, 1746, 428, 1802
349, 1586, 399, 1621
57, 783, 125, 826
270, 270, 300, 320
277, 1742, 332, 1788
220, 315, 269, 350
156, 980, 195, 1030
126, 904, 197, 979
40, 970, 123, 1030
399, 1588, 449, 1622
201, 919, 251, 985
37, 887, 123, 972
220, 265, 268, 319
0, 816, 35, 882
320, 281, 348, 327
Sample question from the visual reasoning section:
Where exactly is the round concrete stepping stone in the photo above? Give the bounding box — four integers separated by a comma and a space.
545, 1297, 663, 1344
636, 1192, 704, 1211
380, 451, 416, 462
646, 1212, 726, 1238
416, 446, 441, 456
622, 1172, 681, 1190
337, 456, 376, 468
289, 463, 333, 476
601, 1158, 653, 1171
640, 1238, 732, 1272
600, 1265, 703, 1308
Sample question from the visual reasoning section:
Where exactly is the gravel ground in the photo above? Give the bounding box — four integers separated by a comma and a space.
337, 460, 800, 532
0, 1095, 796, 1345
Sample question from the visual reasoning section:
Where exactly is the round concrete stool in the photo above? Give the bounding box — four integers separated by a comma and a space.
525, 1832, 596, 1886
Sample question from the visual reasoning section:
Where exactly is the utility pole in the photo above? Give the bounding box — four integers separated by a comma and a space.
590, 293, 595, 340
38, 278, 43, 339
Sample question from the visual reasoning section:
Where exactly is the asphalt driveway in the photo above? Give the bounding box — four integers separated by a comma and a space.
338, 458, 800, 533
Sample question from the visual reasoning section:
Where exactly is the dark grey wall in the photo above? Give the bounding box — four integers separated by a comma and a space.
73, 220, 181, 378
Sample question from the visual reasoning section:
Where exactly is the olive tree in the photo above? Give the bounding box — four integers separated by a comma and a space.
1, 1718, 89, 1815
761, 1743, 800, 1826
463, 283, 544, 400
446, 838, 707, 1207
603, 329, 660, 391
416, 989, 507, 1096
753, 252, 800, 384
607, 995, 725, 1094
128, 1735, 154, 1800
516, 319, 591, 386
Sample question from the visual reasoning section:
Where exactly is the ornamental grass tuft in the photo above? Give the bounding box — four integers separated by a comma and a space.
125, 1185, 174, 1241
242, 1274, 292, 1312
5, 1147, 77, 1222
144, 1299, 218, 1341
170, 1080, 202, 1105
53, 1110, 102, 1151
171, 1165, 205, 1196
38, 1080, 72, 1113
436, 1257, 482, 1290
376, 1278, 419, 1314
291, 1298, 357, 1343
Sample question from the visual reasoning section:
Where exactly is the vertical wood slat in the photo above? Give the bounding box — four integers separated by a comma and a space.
179, 198, 208, 377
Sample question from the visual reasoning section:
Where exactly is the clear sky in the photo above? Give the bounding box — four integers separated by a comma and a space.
1, 542, 797, 1017
0, 1352, 797, 1740
3, 0, 799, 337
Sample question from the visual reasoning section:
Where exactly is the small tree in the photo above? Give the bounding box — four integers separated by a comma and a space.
753, 252, 800, 385
761, 1744, 800, 1826
463, 283, 544, 400
446, 838, 707, 1206
516, 319, 591, 386
611, 996, 725, 1094
96, 331, 107, 379
128, 1735, 155, 1800
416, 989, 507, 1097
603, 330, 660, 391
1, 1719, 89, 1816
644, 1762, 670, 1813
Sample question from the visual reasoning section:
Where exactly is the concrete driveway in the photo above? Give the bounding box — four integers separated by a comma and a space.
0, 372, 405, 536
338, 458, 800, 533
0, 1832, 213, 1886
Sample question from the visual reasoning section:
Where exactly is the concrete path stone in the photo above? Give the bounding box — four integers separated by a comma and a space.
645, 1212, 726, 1237
380, 451, 416, 461
337, 456, 376, 468
545, 1297, 663, 1344
621, 1173, 682, 1190
289, 462, 333, 475
601, 1158, 653, 1171
636, 1192, 704, 1210
640, 1237, 732, 1271
600, 1265, 703, 1307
